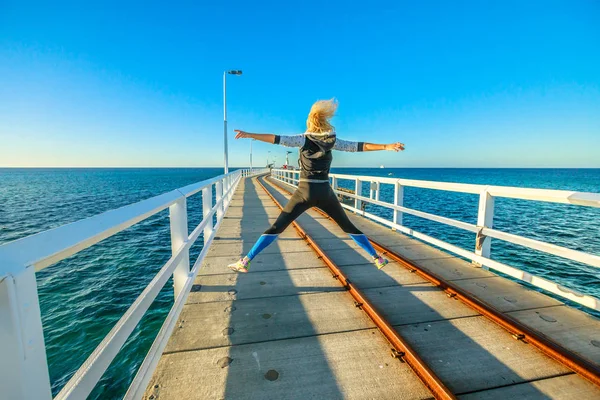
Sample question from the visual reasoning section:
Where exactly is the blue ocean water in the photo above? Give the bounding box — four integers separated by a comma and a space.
1, 167, 599, 398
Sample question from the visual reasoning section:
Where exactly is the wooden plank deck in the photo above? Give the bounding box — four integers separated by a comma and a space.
145, 176, 600, 399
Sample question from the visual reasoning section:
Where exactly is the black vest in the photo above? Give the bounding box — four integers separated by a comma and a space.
299, 135, 336, 181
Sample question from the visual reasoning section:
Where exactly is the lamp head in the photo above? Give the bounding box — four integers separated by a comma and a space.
227, 70, 243, 75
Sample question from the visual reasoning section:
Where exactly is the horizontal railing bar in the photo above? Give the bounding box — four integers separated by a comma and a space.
336, 202, 600, 311
56, 172, 242, 400
176, 172, 228, 198
486, 186, 600, 207
273, 169, 482, 193
483, 228, 600, 269
327, 172, 402, 185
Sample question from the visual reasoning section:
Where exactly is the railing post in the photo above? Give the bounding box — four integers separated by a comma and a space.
225, 178, 231, 204
216, 180, 224, 220
393, 182, 404, 228
225, 176, 231, 202
354, 178, 362, 212
229, 174, 237, 201
0, 269, 52, 399
475, 189, 495, 268
202, 186, 214, 243
375, 182, 381, 201
169, 197, 190, 299
331, 176, 337, 192
369, 181, 378, 200
227, 175, 231, 199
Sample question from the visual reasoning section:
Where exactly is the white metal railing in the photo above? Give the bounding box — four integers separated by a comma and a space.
0, 168, 268, 399
271, 169, 600, 312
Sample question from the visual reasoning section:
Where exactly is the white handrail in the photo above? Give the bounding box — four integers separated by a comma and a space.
327, 171, 600, 207
123, 185, 235, 399
0, 168, 268, 400
270, 169, 600, 311
55, 187, 229, 400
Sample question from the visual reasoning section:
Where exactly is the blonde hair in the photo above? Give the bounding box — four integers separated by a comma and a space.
306, 98, 338, 133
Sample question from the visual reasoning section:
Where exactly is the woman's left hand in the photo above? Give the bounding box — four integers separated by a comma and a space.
234, 130, 251, 139
386, 142, 405, 152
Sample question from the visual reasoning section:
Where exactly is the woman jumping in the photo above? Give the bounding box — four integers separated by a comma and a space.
228, 99, 405, 273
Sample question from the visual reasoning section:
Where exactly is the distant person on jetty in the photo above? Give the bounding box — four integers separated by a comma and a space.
228, 99, 405, 273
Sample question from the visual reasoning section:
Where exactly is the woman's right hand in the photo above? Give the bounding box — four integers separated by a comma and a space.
386, 142, 405, 152
234, 130, 251, 139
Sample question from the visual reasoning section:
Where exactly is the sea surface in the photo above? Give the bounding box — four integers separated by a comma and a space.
1, 167, 599, 398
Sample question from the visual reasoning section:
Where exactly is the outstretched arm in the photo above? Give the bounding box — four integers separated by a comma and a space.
334, 138, 405, 153
363, 142, 405, 152
235, 130, 305, 148
234, 130, 276, 144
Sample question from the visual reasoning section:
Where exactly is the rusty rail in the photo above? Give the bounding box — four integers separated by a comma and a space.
369, 238, 600, 387
265, 176, 600, 388
256, 176, 457, 400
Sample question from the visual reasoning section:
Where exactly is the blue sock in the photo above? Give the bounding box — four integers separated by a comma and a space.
349, 234, 378, 258
247, 234, 279, 260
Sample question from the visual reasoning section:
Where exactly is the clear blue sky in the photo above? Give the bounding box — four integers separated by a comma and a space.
1, 1, 599, 168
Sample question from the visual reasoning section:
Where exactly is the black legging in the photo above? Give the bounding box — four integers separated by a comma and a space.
265, 181, 362, 235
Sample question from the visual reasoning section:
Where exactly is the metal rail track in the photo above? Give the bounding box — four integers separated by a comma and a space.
265, 176, 600, 388
256, 176, 457, 400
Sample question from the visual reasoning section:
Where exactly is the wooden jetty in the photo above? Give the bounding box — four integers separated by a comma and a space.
4, 168, 599, 399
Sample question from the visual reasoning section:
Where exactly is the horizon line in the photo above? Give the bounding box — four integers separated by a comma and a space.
2, 166, 600, 169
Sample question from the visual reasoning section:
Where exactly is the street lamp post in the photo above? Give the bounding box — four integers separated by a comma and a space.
223, 70, 242, 174
250, 139, 253, 172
